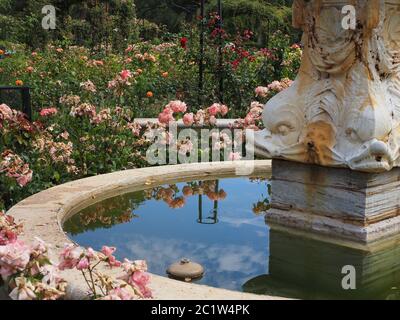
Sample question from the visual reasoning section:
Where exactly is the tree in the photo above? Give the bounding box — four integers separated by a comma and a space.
207, 0, 297, 47
0, 0, 139, 51
134, 0, 296, 47
135, 0, 200, 33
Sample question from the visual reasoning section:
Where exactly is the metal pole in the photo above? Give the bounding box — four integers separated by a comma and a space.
197, 182, 203, 223
212, 180, 219, 223
198, 0, 205, 107
21, 87, 32, 121
217, 0, 224, 103
0, 86, 32, 121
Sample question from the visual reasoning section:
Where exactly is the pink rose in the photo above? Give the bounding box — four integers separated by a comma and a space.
131, 271, 150, 286
101, 246, 121, 267
249, 107, 263, 118
158, 113, 174, 125
9, 277, 37, 300
182, 113, 194, 126
129, 271, 152, 298
219, 104, 229, 116
207, 103, 220, 116
120, 69, 132, 81
0, 240, 31, 279
76, 257, 90, 270
268, 81, 283, 92
206, 191, 219, 201
0, 104, 13, 121
122, 259, 148, 274
228, 152, 242, 161
101, 246, 116, 257
167, 100, 187, 113
102, 287, 135, 300
0, 230, 17, 245
85, 247, 98, 260
245, 114, 255, 126
195, 110, 205, 125
218, 190, 227, 200
58, 244, 83, 270
158, 108, 175, 124
209, 115, 217, 126
255, 86, 269, 98
39, 107, 58, 117
16, 170, 33, 187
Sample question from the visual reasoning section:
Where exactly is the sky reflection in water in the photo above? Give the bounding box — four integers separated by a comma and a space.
64, 177, 271, 291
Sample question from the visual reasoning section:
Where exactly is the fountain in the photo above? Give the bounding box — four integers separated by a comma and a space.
6, 0, 400, 300
249, 0, 400, 243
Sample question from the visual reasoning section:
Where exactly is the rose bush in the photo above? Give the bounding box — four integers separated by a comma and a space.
0, 74, 294, 210
0, 7, 300, 301
0, 210, 152, 300
0, 28, 300, 118
0, 31, 299, 210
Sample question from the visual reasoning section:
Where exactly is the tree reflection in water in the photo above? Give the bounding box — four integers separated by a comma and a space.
64, 178, 271, 235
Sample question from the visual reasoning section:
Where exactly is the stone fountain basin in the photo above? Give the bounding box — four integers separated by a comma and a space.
7, 160, 286, 300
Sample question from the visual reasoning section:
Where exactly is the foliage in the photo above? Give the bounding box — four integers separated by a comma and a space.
135, 0, 200, 34
0, 99, 151, 210
0, 0, 139, 51
0, 1, 301, 210
0, 33, 301, 115
134, 0, 297, 45
208, 0, 298, 47
177, 12, 301, 114
0, 37, 300, 210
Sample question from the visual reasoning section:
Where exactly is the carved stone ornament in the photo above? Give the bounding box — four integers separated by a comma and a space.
249, 0, 400, 172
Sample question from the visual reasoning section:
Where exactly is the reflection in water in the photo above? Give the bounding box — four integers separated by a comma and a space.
64, 177, 271, 291
65, 193, 143, 235
64, 177, 400, 299
244, 229, 400, 300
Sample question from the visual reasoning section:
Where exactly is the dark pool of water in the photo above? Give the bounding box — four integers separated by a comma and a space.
64, 176, 400, 300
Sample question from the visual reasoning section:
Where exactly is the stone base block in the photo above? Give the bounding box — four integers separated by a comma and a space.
267, 160, 400, 244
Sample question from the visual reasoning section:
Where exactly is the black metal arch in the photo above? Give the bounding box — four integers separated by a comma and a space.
0, 86, 32, 121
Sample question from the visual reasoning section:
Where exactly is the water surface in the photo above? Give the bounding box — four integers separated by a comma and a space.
65, 177, 271, 291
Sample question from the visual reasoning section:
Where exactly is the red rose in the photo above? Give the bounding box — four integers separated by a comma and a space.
180, 37, 188, 50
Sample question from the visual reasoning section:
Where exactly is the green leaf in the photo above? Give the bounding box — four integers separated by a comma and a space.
53, 171, 61, 182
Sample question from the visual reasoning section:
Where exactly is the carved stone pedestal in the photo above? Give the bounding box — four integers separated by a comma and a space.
250, 1, 400, 173
267, 159, 400, 243
250, 1, 400, 244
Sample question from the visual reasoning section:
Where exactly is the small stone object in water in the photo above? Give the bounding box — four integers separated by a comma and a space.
167, 258, 204, 282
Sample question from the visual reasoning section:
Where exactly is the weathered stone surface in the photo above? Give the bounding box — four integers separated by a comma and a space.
250, 0, 400, 173
268, 159, 400, 243
167, 259, 205, 281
